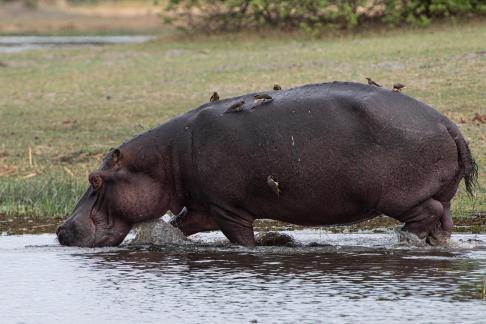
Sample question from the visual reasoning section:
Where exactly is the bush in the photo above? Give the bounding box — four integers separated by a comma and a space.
163, 0, 486, 32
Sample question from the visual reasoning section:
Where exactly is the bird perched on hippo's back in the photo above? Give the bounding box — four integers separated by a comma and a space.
254, 94, 273, 101
251, 93, 273, 109
366, 77, 382, 87
393, 83, 405, 92
210, 91, 220, 102
267, 175, 281, 197
224, 100, 245, 113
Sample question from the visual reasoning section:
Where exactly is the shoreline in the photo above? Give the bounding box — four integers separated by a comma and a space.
2, 214, 485, 236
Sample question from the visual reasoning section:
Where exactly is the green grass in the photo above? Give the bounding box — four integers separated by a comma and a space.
0, 172, 85, 217
0, 22, 485, 219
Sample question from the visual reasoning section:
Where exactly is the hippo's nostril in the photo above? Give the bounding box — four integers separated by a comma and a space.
57, 229, 70, 246
56, 224, 64, 235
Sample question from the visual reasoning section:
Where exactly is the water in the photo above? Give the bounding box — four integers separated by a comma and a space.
1, 231, 486, 323
0, 35, 155, 53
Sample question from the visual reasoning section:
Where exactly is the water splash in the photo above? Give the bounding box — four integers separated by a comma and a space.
128, 218, 189, 246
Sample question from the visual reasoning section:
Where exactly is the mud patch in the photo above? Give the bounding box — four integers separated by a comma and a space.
0, 213, 63, 235
254, 216, 402, 233
454, 212, 486, 233
1, 213, 485, 237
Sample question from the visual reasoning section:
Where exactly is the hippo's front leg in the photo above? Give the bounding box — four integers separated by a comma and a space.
169, 207, 219, 236
209, 205, 256, 248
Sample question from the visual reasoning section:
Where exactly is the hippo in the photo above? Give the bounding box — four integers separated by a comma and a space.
56, 82, 477, 248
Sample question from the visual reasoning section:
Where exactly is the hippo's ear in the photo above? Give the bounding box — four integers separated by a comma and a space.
111, 149, 121, 164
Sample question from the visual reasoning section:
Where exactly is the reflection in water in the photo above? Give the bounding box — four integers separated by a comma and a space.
1, 232, 485, 323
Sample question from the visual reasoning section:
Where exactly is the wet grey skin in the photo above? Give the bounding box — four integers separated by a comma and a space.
57, 81, 477, 248
366, 77, 382, 87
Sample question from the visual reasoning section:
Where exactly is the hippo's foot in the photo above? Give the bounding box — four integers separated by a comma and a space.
397, 227, 451, 247
425, 222, 452, 246
394, 198, 452, 247
397, 226, 450, 247
256, 232, 297, 247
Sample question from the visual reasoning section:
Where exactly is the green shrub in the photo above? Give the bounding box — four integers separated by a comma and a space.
164, 0, 486, 32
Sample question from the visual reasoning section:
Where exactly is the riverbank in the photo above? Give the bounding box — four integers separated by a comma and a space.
2, 213, 486, 236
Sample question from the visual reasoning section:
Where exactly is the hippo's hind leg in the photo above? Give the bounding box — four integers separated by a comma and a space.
210, 205, 256, 248
426, 201, 453, 246
425, 173, 461, 245
394, 198, 446, 245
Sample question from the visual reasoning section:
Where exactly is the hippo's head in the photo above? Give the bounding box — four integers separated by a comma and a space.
56, 148, 172, 247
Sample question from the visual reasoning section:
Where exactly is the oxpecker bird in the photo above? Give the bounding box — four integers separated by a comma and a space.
267, 175, 281, 197
210, 91, 220, 102
366, 77, 382, 87
393, 83, 405, 92
254, 94, 273, 100
273, 84, 282, 91
224, 101, 245, 113
251, 94, 273, 109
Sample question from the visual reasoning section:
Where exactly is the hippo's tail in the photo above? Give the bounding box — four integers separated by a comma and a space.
459, 140, 479, 198
447, 123, 478, 197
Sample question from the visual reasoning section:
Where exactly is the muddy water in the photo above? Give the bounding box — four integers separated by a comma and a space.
1, 231, 485, 323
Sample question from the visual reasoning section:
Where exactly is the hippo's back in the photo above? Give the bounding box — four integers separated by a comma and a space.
185, 82, 459, 224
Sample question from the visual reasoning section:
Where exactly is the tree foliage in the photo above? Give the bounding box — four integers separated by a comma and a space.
164, 0, 486, 32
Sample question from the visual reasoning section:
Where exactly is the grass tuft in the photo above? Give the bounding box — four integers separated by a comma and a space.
0, 174, 85, 218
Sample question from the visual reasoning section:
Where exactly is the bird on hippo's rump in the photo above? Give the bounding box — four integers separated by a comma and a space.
56, 81, 478, 248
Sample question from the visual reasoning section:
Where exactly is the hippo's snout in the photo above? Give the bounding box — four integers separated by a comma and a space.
56, 225, 70, 246
56, 222, 78, 246
56, 217, 95, 247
